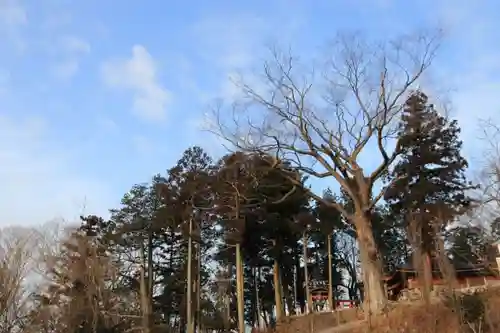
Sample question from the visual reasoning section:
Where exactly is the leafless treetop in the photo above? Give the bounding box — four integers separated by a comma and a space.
213, 31, 441, 215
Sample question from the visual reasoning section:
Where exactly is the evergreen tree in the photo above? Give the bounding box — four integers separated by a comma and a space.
106, 147, 219, 332
153, 146, 218, 332
386, 90, 474, 222
213, 152, 310, 327
448, 225, 490, 266
313, 190, 349, 305
371, 205, 409, 274
385, 90, 475, 301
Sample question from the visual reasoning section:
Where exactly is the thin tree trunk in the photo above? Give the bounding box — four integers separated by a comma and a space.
223, 265, 231, 332
147, 228, 154, 325
236, 243, 245, 333
196, 242, 202, 333
272, 240, 283, 321
255, 266, 263, 329
303, 231, 312, 314
294, 253, 303, 314
293, 263, 298, 314
139, 241, 151, 333
278, 266, 285, 315
186, 219, 194, 333
327, 234, 334, 311
166, 228, 175, 320
233, 190, 245, 333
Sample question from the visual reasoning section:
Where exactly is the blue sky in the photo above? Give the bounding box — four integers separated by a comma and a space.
1, 0, 499, 226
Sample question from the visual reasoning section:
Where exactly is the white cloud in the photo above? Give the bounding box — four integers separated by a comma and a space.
194, 2, 500, 168
191, 15, 265, 70
60, 35, 90, 55
51, 36, 90, 79
0, 115, 114, 226
101, 45, 171, 122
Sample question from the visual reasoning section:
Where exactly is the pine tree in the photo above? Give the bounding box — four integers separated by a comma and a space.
385, 90, 475, 301
386, 90, 473, 220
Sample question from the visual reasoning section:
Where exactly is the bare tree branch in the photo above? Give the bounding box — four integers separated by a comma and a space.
211, 31, 441, 312
212, 31, 440, 219
477, 119, 500, 218
0, 227, 39, 333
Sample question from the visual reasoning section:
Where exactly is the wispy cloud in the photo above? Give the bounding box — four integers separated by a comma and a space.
101, 45, 171, 122
50, 35, 90, 79
429, 0, 500, 159
0, 115, 113, 225
187, 7, 304, 103
2, 0, 500, 227
0, 0, 28, 50
60, 35, 91, 54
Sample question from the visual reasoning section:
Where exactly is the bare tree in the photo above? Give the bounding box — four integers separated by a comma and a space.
213, 31, 440, 313
0, 227, 40, 333
29, 225, 131, 333
479, 120, 500, 216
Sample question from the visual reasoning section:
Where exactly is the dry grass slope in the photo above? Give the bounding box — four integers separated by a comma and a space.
353, 288, 500, 333
267, 288, 500, 333
272, 309, 362, 333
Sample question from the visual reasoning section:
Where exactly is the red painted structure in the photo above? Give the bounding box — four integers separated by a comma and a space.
384, 260, 500, 300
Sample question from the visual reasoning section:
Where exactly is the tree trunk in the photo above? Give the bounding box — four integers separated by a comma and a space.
196, 243, 202, 332
147, 228, 154, 326
236, 243, 245, 333
186, 219, 194, 333
273, 257, 283, 320
284, 288, 294, 316
327, 234, 334, 312
303, 231, 312, 314
139, 241, 151, 333
434, 234, 456, 288
256, 267, 265, 329
422, 251, 433, 305
223, 265, 231, 332
294, 253, 303, 314
355, 213, 387, 315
